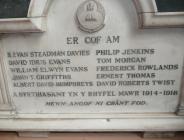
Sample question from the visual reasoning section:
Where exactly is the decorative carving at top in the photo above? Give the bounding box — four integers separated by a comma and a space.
76, 0, 105, 33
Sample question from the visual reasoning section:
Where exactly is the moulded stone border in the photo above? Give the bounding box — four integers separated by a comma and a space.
0, 46, 11, 111
177, 64, 184, 116
0, 117, 184, 132
133, 0, 184, 28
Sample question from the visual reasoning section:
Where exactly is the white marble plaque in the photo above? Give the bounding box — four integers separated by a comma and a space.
0, 0, 183, 116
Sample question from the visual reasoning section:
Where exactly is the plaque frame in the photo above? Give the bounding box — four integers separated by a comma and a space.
133, 0, 184, 28
177, 64, 184, 115
0, 0, 51, 33
0, 47, 14, 117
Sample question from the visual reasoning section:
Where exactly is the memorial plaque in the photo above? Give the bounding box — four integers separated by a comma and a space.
0, 0, 184, 132
5, 41, 183, 114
